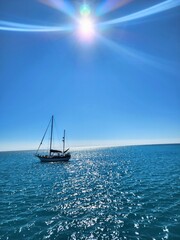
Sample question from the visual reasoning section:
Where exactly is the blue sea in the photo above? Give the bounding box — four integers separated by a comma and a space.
0, 144, 180, 240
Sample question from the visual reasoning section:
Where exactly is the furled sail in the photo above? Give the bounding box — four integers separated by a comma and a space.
50, 149, 62, 153
64, 148, 69, 153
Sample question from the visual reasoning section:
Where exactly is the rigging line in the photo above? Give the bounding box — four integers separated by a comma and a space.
36, 118, 51, 155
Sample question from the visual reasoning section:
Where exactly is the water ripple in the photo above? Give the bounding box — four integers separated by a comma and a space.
0, 145, 180, 239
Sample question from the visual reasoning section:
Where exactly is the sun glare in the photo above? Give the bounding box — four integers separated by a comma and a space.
77, 17, 96, 42
75, 3, 96, 43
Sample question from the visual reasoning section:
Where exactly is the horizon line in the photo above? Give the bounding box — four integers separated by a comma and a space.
0, 141, 180, 153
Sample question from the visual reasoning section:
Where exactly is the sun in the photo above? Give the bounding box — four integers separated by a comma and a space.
75, 3, 96, 43
77, 17, 96, 42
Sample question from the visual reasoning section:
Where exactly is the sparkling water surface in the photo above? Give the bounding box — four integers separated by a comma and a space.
0, 144, 180, 240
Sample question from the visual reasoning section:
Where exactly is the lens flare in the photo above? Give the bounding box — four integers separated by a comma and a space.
0, 0, 179, 49
100, 0, 180, 26
97, 0, 133, 16
99, 35, 179, 76
0, 20, 71, 32
39, 0, 75, 19
80, 4, 91, 17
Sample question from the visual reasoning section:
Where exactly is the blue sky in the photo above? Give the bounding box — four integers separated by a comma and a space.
0, 0, 180, 150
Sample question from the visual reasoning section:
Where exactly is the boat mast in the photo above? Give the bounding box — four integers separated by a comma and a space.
62, 130, 65, 154
50, 115, 54, 155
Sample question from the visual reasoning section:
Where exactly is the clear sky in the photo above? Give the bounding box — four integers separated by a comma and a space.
0, 0, 180, 151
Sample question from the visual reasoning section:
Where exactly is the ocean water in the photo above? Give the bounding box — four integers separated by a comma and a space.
0, 144, 180, 240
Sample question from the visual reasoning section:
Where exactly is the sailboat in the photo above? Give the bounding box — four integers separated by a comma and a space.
35, 116, 71, 162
